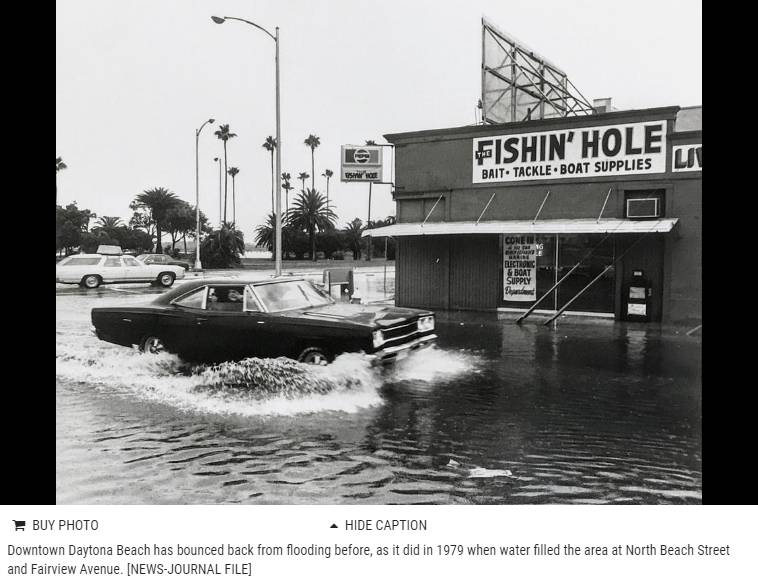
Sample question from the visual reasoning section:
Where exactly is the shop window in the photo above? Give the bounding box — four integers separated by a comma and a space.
557, 234, 615, 313
501, 233, 616, 315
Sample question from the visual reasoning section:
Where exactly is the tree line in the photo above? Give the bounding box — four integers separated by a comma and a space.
56, 187, 210, 259
57, 130, 392, 267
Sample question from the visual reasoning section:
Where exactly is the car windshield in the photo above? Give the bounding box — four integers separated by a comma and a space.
254, 280, 334, 312
136, 254, 147, 261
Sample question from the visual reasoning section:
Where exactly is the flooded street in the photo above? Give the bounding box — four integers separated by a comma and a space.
56, 269, 701, 504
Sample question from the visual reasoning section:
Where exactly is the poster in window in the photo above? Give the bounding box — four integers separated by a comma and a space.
503, 235, 537, 301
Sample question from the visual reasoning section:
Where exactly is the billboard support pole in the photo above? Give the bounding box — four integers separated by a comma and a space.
481, 18, 487, 124
367, 181, 373, 261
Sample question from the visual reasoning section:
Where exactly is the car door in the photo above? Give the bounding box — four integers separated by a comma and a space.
122, 256, 154, 280
100, 256, 125, 282
197, 285, 259, 361
155, 285, 211, 359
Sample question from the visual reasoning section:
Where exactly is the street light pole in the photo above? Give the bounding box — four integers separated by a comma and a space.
195, 118, 215, 271
212, 15, 282, 277
274, 26, 282, 277
214, 157, 222, 226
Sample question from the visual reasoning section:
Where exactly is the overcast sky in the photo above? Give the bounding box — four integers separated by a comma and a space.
56, 0, 702, 236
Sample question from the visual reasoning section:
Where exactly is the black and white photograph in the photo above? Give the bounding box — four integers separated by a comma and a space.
56, 0, 702, 506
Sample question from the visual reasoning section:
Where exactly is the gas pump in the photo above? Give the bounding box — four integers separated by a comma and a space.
323, 269, 354, 302
623, 269, 651, 322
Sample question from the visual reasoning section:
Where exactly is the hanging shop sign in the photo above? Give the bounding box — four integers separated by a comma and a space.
672, 144, 702, 172
473, 120, 667, 183
503, 235, 537, 301
341, 145, 383, 182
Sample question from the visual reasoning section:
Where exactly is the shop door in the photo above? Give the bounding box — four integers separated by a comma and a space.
449, 235, 500, 310
617, 234, 664, 322
396, 236, 449, 309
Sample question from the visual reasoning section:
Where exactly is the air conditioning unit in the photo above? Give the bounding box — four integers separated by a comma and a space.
626, 198, 660, 219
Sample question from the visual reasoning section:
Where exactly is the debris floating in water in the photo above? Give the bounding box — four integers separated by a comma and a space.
446, 458, 513, 478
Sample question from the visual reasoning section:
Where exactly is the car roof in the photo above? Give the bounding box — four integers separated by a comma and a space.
153, 276, 310, 304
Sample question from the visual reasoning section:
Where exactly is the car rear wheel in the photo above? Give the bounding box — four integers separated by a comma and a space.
141, 336, 165, 354
298, 347, 331, 366
157, 272, 175, 287
81, 275, 101, 289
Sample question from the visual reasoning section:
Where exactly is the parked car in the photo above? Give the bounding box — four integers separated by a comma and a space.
136, 253, 192, 272
91, 277, 437, 365
56, 254, 185, 288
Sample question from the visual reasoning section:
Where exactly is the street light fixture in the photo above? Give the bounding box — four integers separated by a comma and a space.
194, 118, 215, 271
212, 15, 282, 277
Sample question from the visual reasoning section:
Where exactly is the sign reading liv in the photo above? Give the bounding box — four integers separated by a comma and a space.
473, 121, 667, 183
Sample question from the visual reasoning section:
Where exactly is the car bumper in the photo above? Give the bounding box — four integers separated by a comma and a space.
371, 333, 437, 365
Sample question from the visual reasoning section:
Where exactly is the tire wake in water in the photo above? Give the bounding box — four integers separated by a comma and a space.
56, 323, 480, 416
56, 337, 383, 416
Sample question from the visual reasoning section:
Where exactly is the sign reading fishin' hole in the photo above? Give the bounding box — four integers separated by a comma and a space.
473, 121, 668, 183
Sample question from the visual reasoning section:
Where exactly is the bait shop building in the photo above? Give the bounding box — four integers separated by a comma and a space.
366, 105, 701, 323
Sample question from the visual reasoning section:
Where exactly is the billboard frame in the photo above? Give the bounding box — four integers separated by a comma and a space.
481, 17, 595, 124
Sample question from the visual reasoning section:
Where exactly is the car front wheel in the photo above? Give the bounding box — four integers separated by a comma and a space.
141, 336, 165, 354
298, 347, 331, 366
81, 275, 101, 289
157, 272, 175, 287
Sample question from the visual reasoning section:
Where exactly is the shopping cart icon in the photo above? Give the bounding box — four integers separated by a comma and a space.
13, 520, 25, 531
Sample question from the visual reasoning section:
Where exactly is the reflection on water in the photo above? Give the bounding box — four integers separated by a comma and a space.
56, 286, 700, 504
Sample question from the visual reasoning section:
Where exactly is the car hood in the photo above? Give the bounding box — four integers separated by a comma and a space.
289, 303, 430, 328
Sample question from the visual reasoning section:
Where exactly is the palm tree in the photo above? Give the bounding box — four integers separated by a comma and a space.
365, 140, 377, 145
321, 169, 334, 213
254, 213, 275, 251
227, 167, 240, 225
200, 222, 245, 268
256, 212, 299, 259
262, 136, 277, 215
344, 218, 364, 260
214, 123, 237, 223
93, 216, 124, 242
56, 157, 67, 205
297, 172, 310, 191
96, 216, 123, 229
95, 216, 124, 234
133, 188, 179, 253
281, 172, 293, 214
303, 134, 320, 189
288, 188, 336, 261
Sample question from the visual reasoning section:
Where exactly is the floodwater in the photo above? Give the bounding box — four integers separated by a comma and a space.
56, 269, 701, 504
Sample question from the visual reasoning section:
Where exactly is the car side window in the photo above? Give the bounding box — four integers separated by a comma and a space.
122, 257, 138, 267
207, 286, 244, 312
244, 287, 263, 312
174, 287, 206, 309
104, 257, 122, 267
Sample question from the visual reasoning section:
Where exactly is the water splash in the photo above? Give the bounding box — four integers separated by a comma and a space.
56, 338, 384, 416
388, 346, 482, 383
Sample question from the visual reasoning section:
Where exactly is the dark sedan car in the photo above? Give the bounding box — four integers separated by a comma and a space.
136, 253, 192, 272
91, 277, 437, 365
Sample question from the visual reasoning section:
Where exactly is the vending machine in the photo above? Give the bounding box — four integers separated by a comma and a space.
622, 269, 651, 322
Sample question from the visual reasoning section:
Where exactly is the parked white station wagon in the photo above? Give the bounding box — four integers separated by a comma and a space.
56, 254, 185, 289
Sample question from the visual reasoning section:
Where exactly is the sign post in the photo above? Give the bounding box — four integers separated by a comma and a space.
341, 145, 384, 261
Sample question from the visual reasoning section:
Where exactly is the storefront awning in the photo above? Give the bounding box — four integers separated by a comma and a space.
363, 218, 679, 237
